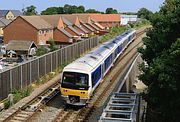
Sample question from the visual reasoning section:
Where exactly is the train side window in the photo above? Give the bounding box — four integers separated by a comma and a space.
92, 66, 101, 87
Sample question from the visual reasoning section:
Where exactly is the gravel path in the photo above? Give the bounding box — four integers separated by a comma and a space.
30, 94, 64, 122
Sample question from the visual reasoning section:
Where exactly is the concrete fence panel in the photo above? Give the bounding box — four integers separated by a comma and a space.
0, 36, 99, 101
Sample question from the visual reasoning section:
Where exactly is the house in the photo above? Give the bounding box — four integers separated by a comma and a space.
62, 17, 82, 41
61, 15, 89, 37
3, 14, 107, 46
120, 15, 138, 25
3, 16, 54, 45
0, 18, 11, 37
41, 15, 76, 44
0, 10, 22, 20
6, 40, 37, 58
73, 14, 107, 35
89, 14, 121, 28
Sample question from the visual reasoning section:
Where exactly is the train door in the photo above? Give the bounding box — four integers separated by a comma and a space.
102, 63, 106, 76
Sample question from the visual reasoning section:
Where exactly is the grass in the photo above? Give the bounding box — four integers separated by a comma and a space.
100, 20, 151, 44
3, 86, 32, 109
130, 19, 151, 29
100, 26, 129, 43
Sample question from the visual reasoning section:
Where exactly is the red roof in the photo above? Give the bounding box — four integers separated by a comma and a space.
89, 14, 120, 22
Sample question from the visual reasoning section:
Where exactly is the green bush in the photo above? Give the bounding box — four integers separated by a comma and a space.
4, 100, 10, 109
48, 38, 58, 52
36, 47, 48, 56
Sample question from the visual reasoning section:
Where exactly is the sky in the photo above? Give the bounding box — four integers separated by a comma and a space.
0, 0, 165, 13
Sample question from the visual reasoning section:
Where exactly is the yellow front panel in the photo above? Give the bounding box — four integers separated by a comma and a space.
61, 87, 88, 98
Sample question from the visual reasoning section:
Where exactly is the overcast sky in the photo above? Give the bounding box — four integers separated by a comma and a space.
0, 0, 165, 13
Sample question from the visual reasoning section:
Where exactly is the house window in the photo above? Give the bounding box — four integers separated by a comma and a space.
48, 30, 52, 33
39, 40, 46, 45
39, 30, 42, 35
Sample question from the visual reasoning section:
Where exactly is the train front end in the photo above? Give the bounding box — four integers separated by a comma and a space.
60, 71, 90, 106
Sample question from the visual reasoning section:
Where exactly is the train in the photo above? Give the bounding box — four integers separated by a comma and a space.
60, 29, 137, 105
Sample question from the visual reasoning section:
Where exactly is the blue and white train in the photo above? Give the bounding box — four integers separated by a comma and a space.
60, 29, 136, 105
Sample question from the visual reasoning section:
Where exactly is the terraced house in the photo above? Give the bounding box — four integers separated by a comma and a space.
4, 14, 120, 46
3, 16, 54, 45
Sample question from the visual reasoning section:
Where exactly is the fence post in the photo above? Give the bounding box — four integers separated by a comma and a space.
30, 62, 32, 84
38, 58, 39, 78
56, 52, 58, 68
10, 70, 12, 92
45, 56, 47, 74
20, 65, 23, 90
51, 53, 52, 72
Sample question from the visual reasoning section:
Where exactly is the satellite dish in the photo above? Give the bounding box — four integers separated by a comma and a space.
29, 48, 36, 56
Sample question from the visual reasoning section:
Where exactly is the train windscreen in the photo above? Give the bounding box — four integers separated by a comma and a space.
61, 72, 89, 90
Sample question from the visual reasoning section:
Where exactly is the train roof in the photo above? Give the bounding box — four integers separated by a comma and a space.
64, 44, 114, 73
63, 29, 136, 73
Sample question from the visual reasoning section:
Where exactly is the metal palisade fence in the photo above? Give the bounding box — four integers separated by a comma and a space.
0, 37, 99, 101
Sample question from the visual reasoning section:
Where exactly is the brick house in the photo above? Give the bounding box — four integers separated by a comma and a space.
3, 14, 107, 45
89, 14, 121, 28
3, 16, 53, 45
74, 14, 107, 35
61, 15, 89, 37
41, 15, 78, 44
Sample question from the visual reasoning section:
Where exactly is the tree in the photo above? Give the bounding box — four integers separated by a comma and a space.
41, 7, 60, 15
41, 7, 64, 15
48, 38, 58, 52
85, 9, 101, 13
137, 7, 153, 20
57, 7, 64, 14
138, 0, 180, 121
78, 6, 85, 13
106, 8, 118, 14
23, 5, 37, 16
139, 39, 180, 121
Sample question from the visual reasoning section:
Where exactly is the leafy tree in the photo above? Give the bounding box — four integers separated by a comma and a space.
85, 9, 101, 13
23, 5, 37, 16
63, 4, 71, 14
57, 7, 64, 14
139, 39, 180, 121
48, 38, 58, 52
41, 7, 65, 15
106, 8, 118, 14
41, 4, 85, 15
137, 7, 153, 20
78, 6, 85, 13
41, 7, 60, 15
138, 0, 180, 121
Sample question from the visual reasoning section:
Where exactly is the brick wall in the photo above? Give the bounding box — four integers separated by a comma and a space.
53, 29, 72, 43
38, 30, 53, 45
3, 17, 38, 44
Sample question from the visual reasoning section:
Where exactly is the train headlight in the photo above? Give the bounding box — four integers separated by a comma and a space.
81, 92, 85, 94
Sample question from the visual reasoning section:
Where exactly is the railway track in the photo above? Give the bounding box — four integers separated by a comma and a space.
52, 29, 146, 122
1, 28, 146, 122
1, 83, 59, 122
